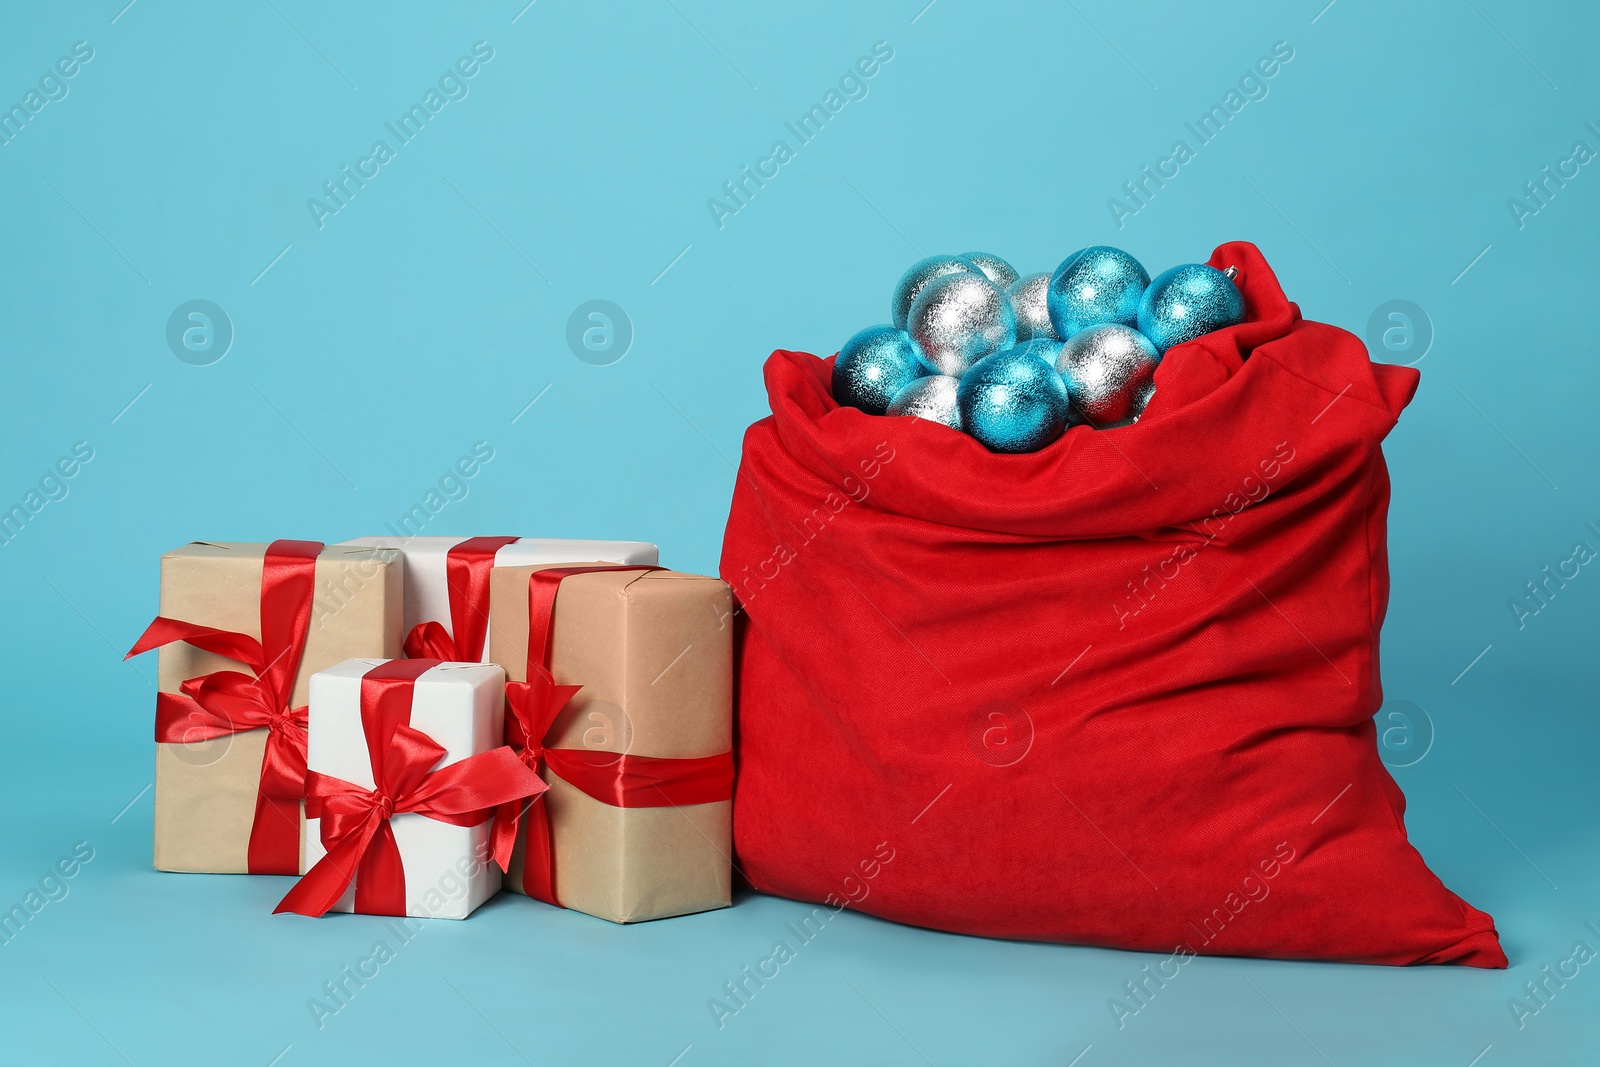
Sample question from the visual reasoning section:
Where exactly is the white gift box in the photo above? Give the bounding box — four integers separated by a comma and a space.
340, 536, 658, 661
305, 658, 507, 920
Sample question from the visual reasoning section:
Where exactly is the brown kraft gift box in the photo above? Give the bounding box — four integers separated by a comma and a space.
488, 564, 733, 923
151, 542, 402, 873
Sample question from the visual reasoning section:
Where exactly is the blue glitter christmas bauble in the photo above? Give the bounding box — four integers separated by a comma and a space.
957, 347, 1071, 454
961, 251, 1019, 290
891, 255, 984, 330
1136, 263, 1245, 354
1054, 324, 1160, 428
1007, 272, 1059, 342
832, 325, 929, 415
1047, 246, 1150, 338
907, 272, 1017, 377
887, 374, 963, 431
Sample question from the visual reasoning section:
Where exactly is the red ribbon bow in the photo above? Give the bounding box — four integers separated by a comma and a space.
505, 566, 737, 907
126, 540, 323, 875
401, 537, 520, 661
501, 664, 584, 904
275, 658, 546, 917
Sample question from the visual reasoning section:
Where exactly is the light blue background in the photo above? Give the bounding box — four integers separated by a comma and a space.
2, 1, 1597, 1063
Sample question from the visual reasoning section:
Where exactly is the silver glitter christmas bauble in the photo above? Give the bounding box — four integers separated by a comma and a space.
1013, 337, 1065, 366
832, 325, 929, 415
957, 347, 1071, 454
1007, 272, 1059, 342
907, 272, 1017, 377
1054, 323, 1160, 428
961, 251, 1019, 290
891, 255, 984, 330
1047, 246, 1150, 337
1136, 263, 1245, 354
887, 374, 963, 431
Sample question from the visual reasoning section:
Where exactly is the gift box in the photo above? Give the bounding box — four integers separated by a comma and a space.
487, 564, 734, 923
276, 658, 543, 920
127, 541, 403, 875
340, 536, 658, 662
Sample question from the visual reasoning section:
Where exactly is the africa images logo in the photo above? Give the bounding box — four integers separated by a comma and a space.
706, 41, 895, 230
0, 41, 94, 148
306, 42, 495, 230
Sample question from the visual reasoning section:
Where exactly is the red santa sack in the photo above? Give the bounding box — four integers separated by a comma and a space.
719, 242, 1505, 966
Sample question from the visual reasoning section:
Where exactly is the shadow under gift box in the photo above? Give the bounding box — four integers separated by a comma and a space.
304, 660, 507, 919
488, 564, 733, 923
152, 542, 403, 873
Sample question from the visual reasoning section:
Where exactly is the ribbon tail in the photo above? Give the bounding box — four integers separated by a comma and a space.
275, 822, 374, 917
247, 793, 303, 876
520, 794, 559, 906
489, 799, 521, 873
126, 616, 266, 672
353, 820, 408, 916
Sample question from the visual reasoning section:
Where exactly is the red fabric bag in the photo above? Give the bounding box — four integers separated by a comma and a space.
719, 242, 1505, 967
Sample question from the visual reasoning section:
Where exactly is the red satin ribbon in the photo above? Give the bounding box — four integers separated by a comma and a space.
504, 565, 736, 906
275, 659, 546, 917
402, 537, 520, 661
544, 749, 737, 808
127, 540, 323, 875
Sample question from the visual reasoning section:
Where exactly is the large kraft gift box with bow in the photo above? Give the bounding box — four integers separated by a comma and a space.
128, 541, 403, 874
487, 563, 734, 923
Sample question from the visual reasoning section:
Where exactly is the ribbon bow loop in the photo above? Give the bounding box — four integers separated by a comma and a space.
504, 666, 583, 765
171, 671, 311, 801
183, 671, 278, 729
402, 620, 459, 662
377, 722, 451, 803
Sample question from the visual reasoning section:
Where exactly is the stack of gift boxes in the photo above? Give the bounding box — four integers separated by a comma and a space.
127, 537, 734, 923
